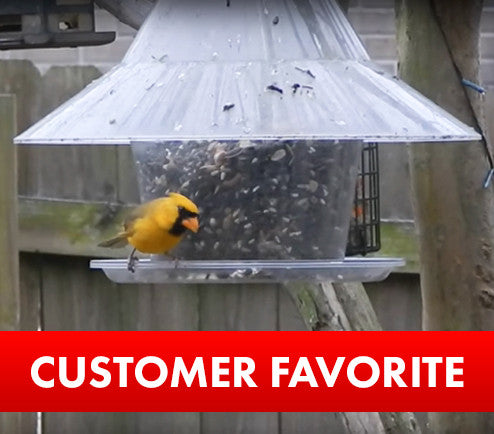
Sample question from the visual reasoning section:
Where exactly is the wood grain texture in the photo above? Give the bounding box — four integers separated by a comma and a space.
199, 284, 278, 331
278, 286, 307, 331
201, 413, 278, 434
19, 253, 41, 331
40, 255, 201, 331
17, 255, 39, 434
366, 274, 422, 331
284, 280, 421, 433
18, 197, 132, 258
117, 146, 141, 203
281, 412, 346, 434
280, 283, 372, 434
200, 284, 278, 432
11, 64, 119, 201
45, 412, 199, 434
0, 61, 42, 198
0, 94, 19, 331
43, 413, 134, 434
0, 94, 22, 434
397, 3, 494, 431
396, 0, 492, 332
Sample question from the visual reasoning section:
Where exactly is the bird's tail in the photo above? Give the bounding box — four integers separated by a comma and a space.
98, 233, 129, 249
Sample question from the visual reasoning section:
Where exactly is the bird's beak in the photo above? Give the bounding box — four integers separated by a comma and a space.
182, 217, 199, 233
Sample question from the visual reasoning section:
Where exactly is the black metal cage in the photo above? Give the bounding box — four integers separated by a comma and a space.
346, 142, 380, 256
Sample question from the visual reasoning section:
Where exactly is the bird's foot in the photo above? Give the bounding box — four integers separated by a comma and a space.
127, 249, 138, 273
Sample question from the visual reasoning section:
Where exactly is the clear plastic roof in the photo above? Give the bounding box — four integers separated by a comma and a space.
15, 0, 480, 145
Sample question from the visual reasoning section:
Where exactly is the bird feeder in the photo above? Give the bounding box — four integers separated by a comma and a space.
15, 0, 480, 284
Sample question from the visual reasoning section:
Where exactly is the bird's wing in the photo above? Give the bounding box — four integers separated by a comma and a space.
123, 198, 171, 233
123, 202, 152, 234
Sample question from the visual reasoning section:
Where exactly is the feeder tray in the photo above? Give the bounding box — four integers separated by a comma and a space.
90, 258, 405, 284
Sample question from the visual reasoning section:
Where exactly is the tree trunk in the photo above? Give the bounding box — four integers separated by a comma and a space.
395, 0, 494, 431
285, 282, 421, 433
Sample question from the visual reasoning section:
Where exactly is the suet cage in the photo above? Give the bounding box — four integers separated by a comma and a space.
346, 142, 380, 256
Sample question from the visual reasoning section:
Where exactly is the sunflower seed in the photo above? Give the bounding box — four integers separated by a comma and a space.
271, 149, 286, 161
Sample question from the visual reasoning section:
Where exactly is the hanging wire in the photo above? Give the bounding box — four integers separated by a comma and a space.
462, 79, 486, 95
460, 79, 493, 188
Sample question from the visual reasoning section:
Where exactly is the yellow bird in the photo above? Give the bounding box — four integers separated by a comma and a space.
98, 193, 199, 272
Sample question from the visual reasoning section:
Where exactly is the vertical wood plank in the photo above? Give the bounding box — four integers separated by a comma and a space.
133, 412, 200, 434
19, 253, 41, 331
41, 255, 124, 330
202, 413, 279, 434
200, 284, 279, 433
200, 284, 279, 331
0, 61, 41, 133
281, 412, 346, 434
0, 94, 22, 433
117, 146, 140, 203
278, 286, 306, 331
365, 274, 422, 331
0, 60, 42, 197
41, 412, 133, 434
0, 94, 19, 330
32, 144, 119, 201
17, 255, 40, 434
124, 283, 200, 330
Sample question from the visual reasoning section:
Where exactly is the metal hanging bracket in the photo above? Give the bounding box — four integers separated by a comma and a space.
0, 0, 115, 50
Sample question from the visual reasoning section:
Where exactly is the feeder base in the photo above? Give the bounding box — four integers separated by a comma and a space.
89, 258, 405, 284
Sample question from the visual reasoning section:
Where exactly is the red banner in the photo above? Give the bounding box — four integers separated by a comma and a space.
0, 331, 490, 411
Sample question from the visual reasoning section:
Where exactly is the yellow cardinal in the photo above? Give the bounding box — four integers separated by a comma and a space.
99, 193, 199, 272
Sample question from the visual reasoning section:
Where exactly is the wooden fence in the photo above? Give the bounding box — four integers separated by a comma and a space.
0, 60, 423, 433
